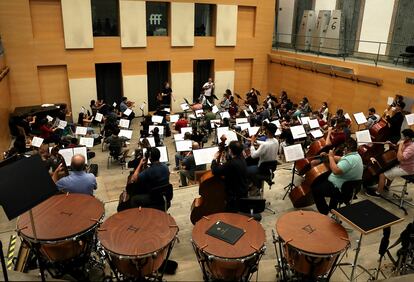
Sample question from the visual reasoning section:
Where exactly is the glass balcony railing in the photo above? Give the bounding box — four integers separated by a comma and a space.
272, 33, 414, 68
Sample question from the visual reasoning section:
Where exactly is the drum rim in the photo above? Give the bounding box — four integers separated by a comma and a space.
279, 236, 350, 257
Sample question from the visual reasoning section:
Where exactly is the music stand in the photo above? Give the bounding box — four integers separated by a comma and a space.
331, 200, 404, 281
281, 144, 304, 199
0, 155, 58, 282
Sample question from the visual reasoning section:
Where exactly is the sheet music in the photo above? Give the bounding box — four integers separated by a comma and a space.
75, 126, 88, 135
149, 125, 164, 135
188, 114, 196, 119
174, 134, 184, 141
355, 130, 372, 145
290, 125, 307, 139
212, 105, 219, 114
284, 144, 305, 162
140, 137, 156, 147
344, 113, 351, 121
175, 140, 193, 152
31, 137, 44, 148
59, 148, 74, 166
275, 128, 282, 136
263, 118, 270, 124
79, 137, 94, 148
119, 129, 133, 139
140, 103, 146, 110
216, 127, 229, 141
163, 108, 170, 113
210, 119, 221, 129
143, 146, 169, 163
169, 114, 179, 123
180, 127, 193, 134
193, 147, 219, 166
219, 130, 238, 146
300, 117, 310, 125
152, 115, 164, 123
46, 115, 53, 122
57, 120, 67, 129
243, 110, 249, 117
94, 113, 103, 122
353, 112, 368, 125
271, 120, 281, 128
220, 111, 230, 119
119, 119, 130, 128
195, 109, 204, 117
310, 129, 323, 138
73, 146, 88, 164
236, 118, 248, 124
387, 97, 394, 106
180, 103, 190, 111
308, 119, 320, 129
123, 108, 132, 116
113, 102, 117, 107
248, 126, 260, 136
239, 123, 250, 131
406, 113, 414, 126
248, 105, 254, 112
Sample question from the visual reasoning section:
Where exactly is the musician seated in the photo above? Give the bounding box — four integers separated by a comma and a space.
120, 97, 135, 120
248, 123, 279, 188
220, 90, 231, 111
366, 107, 380, 129
367, 129, 414, 197
386, 101, 405, 144
127, 148, 170, 208
179, 142, 207, 187
52, 154, 97, 195
312, 138, 363, 215
211, 141, 248, 213
174, 114, 188, 133
106, 128, 129, 163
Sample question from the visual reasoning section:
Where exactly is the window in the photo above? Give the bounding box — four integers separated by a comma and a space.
146, 2, 169, 36
195, 4, 214, 36
91, 0, 119, 36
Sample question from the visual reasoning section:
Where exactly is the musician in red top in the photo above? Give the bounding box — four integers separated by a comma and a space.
174, 113, 188, 133
367, 129, 414, 197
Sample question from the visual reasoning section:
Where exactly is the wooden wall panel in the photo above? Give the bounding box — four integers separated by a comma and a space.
234, 58, 253, 95
61, 0, 93, 49
30, 0, 64, 40
122, 74, 148, 113
216, 4, 238, 46
237, 6, 256, 38
171, 2, 195, 47
171, 72, 193, 113
120, 0, 147, 48
68, 77, 97, 120
37, 65, 70, 109
0, 56, 11, 154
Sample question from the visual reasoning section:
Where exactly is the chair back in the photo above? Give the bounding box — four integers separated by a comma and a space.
149, 183, 173, 211
258, 160, 277, 175
239, 198, 266, 214
406, 46, 414, 53
340, 179, 362, 205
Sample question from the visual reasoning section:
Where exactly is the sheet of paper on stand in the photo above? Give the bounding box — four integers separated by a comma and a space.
193, 147, 219, 166
119, 129, 133, 139
31, 137, 44, 148
75, 126, 88, 135
140, 137, 156, 147
210, 119, 221, 129
220, 111, 230, 119
79, 137, 94, 148
151, 115, 164, 123
46, 115, 53, 122
163, 108, 170, 112
248, 105, 254, 112
143, 146, 168, 163
355, 130, 372, 145
140, 103, 146, 110
263, 118, 270, 124
169, 114, 179, 123
148, 125, 164, 135
94, 112, 103, 122
73, 147, 88, 164
271, 120, 281, 128
59, 148, 74, 166
220, 130, 238, 146
310, 129, 323, 138
175, 140, 193, 152
239, 123, 250, 131
216, 127, 230, 140
188, 114, 196, 119
344, 113, 351, 121
181, 127, 193, 134
180, 103, 190, 111
275, 128, 282, 136
290, 125, 307, 139
387, 97, 394, 106
243, 110, 249, 117
174, 134, 184, 141
236, 118, 248, 124
195, 109, 204, 117
284, 144, 305, 162
58, 120, 67, 129
300, 116, 310, 125
405, 113, 414, 126
123, 108, 132, 116
113, 102, 117, 107
119, 119, 130, 128
353, 112, 368, 125
212, 105, 219, 114
308, 119, 320, 129
248, 126, 260, 136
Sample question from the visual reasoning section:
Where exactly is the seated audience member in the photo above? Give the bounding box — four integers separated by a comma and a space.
367, 129, 414, 197
127, 147, 170, 207
179, 142, 207, 187
52, 154, 97, 195
211, 141, 248, 212
174, 114, 188, 133
312, 138, 363, 215
366, 107, 380, 129
106, 128, 129, 163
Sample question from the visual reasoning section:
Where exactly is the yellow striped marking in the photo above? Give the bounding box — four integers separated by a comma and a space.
7, 235, 17, 270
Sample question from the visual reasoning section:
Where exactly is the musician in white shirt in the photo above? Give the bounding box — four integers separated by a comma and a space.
202, 77, 214, 102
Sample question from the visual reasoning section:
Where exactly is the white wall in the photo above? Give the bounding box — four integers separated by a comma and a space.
123, 75, 148, 113
119, 0, 147, 48
216, 5, 238, 46
171, 2, 195, 46
214, 71, 235, 98
313, 0, 337, 12
68, 78, 97, 120
171, 73, 193, 113
277, 0, 295, 44
61, 0, 93, 49
358, 0, 395, 54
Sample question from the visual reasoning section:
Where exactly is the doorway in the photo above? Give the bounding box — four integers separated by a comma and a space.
193, 60, 214, 102
95, 63, 123, 106
147, 61, 170, 111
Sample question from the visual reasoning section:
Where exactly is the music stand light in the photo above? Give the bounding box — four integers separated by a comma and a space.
0, 155, 58, 281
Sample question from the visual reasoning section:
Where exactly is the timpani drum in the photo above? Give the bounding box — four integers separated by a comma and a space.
17, 194, 104, 262
98, 208, 178, 278
192, 213, 266, 281
276, 210, 349, 277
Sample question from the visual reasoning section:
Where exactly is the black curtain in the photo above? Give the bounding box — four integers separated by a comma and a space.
95, 63, 123, 106
147, 61, 169, 111
193, 60, 213, 102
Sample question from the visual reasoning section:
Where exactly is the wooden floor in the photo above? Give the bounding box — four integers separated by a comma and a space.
1, 117, 414, 281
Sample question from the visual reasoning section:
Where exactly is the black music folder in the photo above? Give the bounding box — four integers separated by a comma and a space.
206, 221, 245, 245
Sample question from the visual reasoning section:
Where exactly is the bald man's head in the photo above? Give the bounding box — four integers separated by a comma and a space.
192, 142, 200, 150
71, 154, 86, 171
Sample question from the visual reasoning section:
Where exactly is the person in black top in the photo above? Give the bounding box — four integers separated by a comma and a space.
211, 140, 248, 212
161, 81, 173, 107
387, 101, 405, 144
